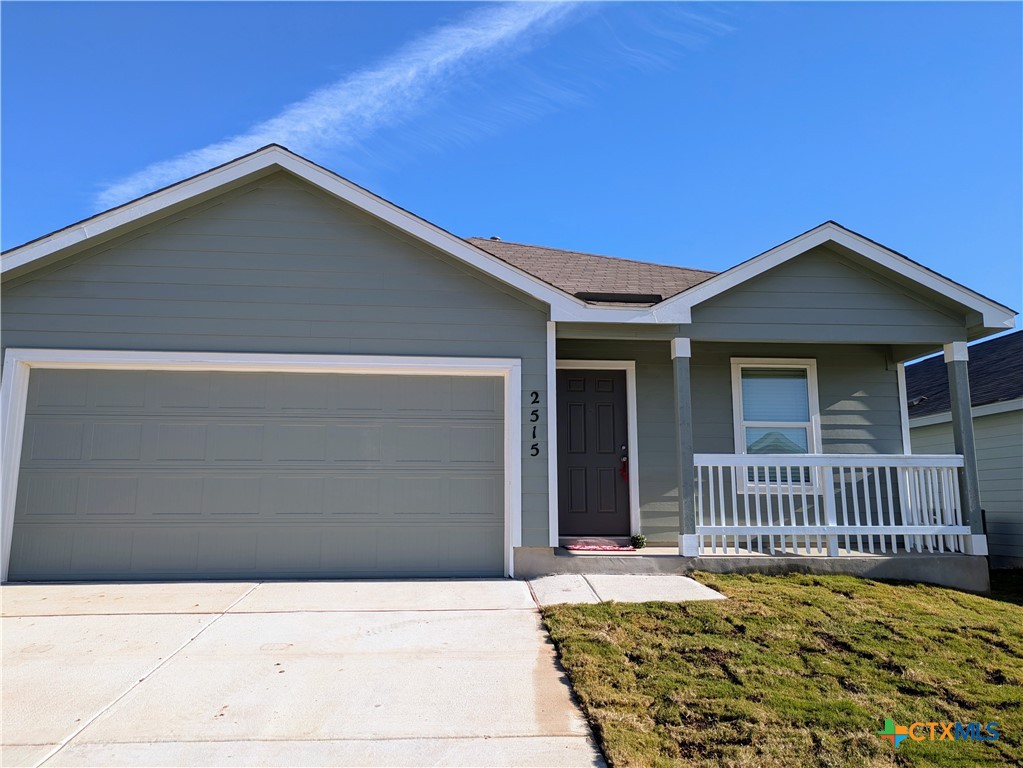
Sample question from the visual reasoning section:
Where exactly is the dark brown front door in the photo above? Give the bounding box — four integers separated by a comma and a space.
557, 369, 630, 536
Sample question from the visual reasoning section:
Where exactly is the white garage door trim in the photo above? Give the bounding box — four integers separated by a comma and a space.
1, 348, 522, 582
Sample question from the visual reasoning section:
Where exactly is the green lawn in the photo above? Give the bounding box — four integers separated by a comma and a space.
542, 572, 1022, 767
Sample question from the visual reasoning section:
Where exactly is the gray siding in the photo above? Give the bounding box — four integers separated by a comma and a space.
912, 408, 1023, 566
558, 340, 905, 542
2, 171, 552, 547
690, 246, 969, 344
692, 342, 905, 455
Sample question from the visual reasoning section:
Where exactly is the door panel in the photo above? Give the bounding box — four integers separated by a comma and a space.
557, 369, 630, 536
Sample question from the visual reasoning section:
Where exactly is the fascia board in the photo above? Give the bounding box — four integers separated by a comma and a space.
652, 223, 1015, 330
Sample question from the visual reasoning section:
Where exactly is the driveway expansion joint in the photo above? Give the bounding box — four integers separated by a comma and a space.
29, 581, 263, 768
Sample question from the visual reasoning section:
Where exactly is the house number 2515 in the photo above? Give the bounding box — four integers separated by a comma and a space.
529, 391, 541, 456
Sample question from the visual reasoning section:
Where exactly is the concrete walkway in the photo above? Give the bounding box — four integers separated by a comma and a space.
1, 581, 604, 768
529, 574, 726, 606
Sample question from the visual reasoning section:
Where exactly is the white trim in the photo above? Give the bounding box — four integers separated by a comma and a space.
730, 358, 822, 455
943, 341, 970, 363
555, 360, 642, 537
659, 222, 1015, 331
670, 337, 692, 359
679, 534, 700, 557
0, 348, 522, 582
0, 146, 676, 324
696, 524, 972, 537
897, 363, 912, 454
963, 534, 988, 556
695, 453, 964, 468
5, 150, 1011, 330
546, 322, 559, 547
909, 398, 1023, 428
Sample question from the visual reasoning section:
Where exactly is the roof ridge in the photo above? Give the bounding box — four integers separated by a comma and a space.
465, 237, 717, 275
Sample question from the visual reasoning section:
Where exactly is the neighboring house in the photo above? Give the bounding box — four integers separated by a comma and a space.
0, 145, 1016, 589
907, 331, 1023, 568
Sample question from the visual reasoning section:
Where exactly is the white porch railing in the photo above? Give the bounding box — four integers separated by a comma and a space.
694, 454, 970, 556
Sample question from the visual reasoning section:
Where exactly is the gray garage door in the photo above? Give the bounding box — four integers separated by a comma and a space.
9, 369, 505, 580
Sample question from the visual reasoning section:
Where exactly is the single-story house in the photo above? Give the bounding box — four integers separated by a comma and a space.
907, 330, 1023, 569
1, 145, 1016, 589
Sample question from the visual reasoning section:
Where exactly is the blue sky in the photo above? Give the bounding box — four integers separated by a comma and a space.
3, 2, 1020, 320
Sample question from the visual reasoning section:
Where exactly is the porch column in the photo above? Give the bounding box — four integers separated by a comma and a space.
944, 342, 987, 554
672, 338, 698, 556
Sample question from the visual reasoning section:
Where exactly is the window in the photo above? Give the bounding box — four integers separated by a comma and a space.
731, 359, 821, 483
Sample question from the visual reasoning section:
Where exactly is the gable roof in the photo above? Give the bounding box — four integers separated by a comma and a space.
3, 145, 1016, 331
465, 238, 715, 305
1, 145, 637, 323
655, 220, 1016, 332
905, 330, 1023, 418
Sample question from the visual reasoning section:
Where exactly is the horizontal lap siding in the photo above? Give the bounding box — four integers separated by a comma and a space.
1, 172, 552, 547
692, 342, 904, 455
911, 409, 1023, 563
689, 246, 968, 344
557, 340, 904, 543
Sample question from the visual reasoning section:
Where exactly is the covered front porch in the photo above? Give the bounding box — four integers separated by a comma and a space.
532, 328, 991, 591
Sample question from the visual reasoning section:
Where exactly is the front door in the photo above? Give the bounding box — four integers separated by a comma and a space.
557, 369, 630, 536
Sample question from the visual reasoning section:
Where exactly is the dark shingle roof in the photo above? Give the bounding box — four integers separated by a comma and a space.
905, 330, 1023, 418
465, 238, 716, 306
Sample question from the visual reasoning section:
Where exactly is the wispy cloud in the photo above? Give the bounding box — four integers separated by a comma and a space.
95, 2, 578, 209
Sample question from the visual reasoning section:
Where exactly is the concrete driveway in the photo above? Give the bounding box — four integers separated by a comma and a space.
2, 581, 604, 767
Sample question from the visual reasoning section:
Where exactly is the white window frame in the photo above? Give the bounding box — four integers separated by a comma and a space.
0, 348, 522, 582
730, 358, 822, 490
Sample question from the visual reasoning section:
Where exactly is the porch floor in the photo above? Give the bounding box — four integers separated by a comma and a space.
514, 546, 989, 592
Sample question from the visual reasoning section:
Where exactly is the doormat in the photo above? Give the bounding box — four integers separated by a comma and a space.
562, 538, 635, 552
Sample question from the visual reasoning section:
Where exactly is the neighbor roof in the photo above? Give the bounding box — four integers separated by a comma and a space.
905, 330, 1023, 418
465, 238, 716, 306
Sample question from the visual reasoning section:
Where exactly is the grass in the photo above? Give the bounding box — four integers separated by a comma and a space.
542, 572, 1023, 767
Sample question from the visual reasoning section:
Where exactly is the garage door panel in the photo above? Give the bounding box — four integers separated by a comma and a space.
319, 527, 380, 571
94, 370, 149, 408
273, 423, 328, 462
325, 476, 381, 517
157, 372, 213, 409
29, 369, 91, 408
196, 528, 258, 573
328, 424, 382, 462
140, 475, 204, 517
10, 369, 506, 580
16, 474, 79, 518
151, 423, 204, 461
260, 475, 326, 516
91, 422, 144, 461
132, 528, 200, 572
27, 421, 84, 461
71, 528, 134, 573
208, 423, 265, 461
210, 372, 268, 409
11, 527, 73, 576
449, 476, 501, 518
82, 475, 139, 517
202, 475, 261, 516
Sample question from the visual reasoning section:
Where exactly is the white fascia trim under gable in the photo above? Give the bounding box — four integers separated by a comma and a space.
656, 222, 1015, 330
0, 146, 669, 323
0, 348, 523, 582
4, 156, 1011, 330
